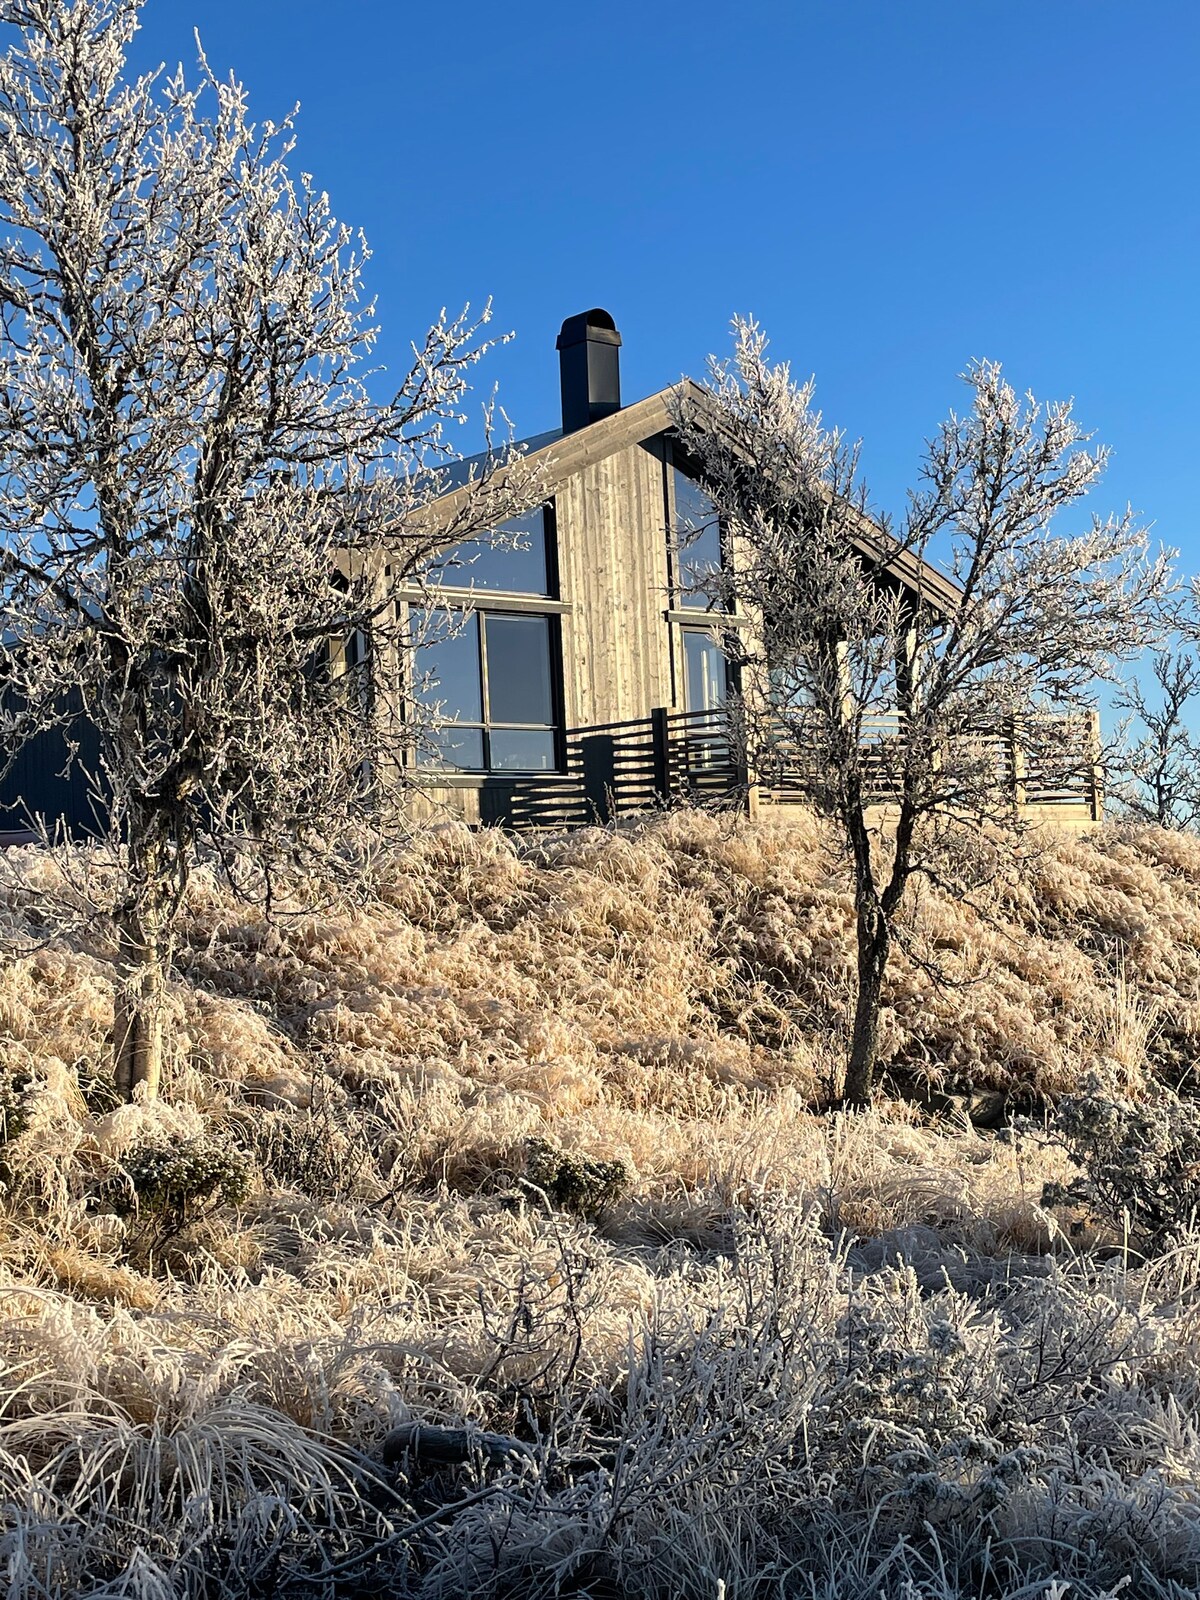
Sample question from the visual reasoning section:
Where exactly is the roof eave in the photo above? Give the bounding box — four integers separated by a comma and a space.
422, 379, 961, 617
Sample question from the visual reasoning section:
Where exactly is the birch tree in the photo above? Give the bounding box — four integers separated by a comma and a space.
673, 321, 1169, 1106
0, 0, 538, 1100
1111, 648, 1200, 830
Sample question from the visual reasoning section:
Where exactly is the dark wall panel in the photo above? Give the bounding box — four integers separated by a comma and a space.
0, 691, 108, 839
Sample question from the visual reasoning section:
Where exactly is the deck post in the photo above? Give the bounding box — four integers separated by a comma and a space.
650, 706, 672, 802
1010, 715, 1028, 821
580, 733, 616, 824
727, 705, 758, 818
1088, 707, 1104, 822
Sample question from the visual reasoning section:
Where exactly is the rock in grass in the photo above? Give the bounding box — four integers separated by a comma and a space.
382, 1422, 533, 1470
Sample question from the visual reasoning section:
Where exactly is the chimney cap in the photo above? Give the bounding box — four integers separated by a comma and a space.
556, 308, 622, 350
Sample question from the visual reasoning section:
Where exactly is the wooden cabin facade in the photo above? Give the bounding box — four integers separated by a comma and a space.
406, 309, 1102, 833
0, 308, 1103, 843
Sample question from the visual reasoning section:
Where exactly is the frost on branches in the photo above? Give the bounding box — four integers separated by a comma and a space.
1110, 647, 1200, 831
0, 0, 540, 1099
672, 320, 1170, 1106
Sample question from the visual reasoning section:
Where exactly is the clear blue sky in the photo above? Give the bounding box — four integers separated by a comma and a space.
129, 1, 1198, 566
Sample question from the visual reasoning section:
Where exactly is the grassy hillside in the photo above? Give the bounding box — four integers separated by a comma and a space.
2, 810, 1200, 1599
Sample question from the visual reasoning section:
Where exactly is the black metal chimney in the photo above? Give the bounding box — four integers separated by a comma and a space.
556, 309, 622, 433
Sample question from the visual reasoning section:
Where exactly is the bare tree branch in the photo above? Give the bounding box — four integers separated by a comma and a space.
672, 319, 1172, 1105
1110, 646, 1200, 831
0, 0, 542, 1099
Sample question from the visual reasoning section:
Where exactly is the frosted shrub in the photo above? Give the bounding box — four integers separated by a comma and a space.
0, 1062, 33, 1195
0, 1063, 31, 1146
411, 1200, 1200, 1600
102, 1133, 252, 1248
245, 1098, 383, 1201
524, 1136, 630, 1216
1041, 1069, 1200, 1251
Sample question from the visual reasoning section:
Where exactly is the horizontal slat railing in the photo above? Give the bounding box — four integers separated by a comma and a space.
664, 708, 744, 804
496, 706, 1102, 831
1021, 711, 1103, 814
562, 707, 743, 824
758, 710, 1100, 821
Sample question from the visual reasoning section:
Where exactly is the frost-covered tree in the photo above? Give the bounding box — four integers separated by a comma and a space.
0, 0, 537, 1100
1111, 648, 1200, 831
673, 321, 1169, 1106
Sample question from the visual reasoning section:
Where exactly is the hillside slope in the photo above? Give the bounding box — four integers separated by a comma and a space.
1, 810, 1199, 1599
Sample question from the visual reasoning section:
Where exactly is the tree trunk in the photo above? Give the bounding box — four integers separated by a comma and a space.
842, 902, 889, 1109
111, 911, 165, 1101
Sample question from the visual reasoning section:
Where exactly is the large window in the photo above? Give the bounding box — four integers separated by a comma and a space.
413, 503, 562, 774
426, 507, 552, 597
670, 464, 723, 610
682, 627, 730, 714
667, 451, 735, 718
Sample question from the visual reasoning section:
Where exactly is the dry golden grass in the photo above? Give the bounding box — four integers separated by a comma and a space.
1, 808, 1199, 1597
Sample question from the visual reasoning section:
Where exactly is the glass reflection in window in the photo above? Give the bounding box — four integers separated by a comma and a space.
412, 608, 558, 773
489, 729, 556, 771
428, 508, 550, 597
413, 610, 482, 723
485, 613, 554, 727
683, 628, 729, 714
673, 468, 722, 609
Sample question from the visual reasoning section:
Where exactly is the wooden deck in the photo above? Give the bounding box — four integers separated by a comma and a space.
463, 706, 1103, 833
2, 705, 1103, 845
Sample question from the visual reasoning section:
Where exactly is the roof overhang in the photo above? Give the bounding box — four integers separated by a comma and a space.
421, 378, 963, 617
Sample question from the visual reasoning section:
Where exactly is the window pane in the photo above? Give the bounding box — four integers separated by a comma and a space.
428, 508, 549, 596
768, 662, 813, 711
489, 729, 557, 771
416, 725, 485, 770
413, 611, 483, 723
683, 629, 728, 713
673, 468, 722, 609
484, 613, 554, 726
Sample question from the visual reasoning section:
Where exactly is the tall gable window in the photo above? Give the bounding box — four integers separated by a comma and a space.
428, 507, 552, 597
665, 448, 736, 719
415, 505, 562, 774
670, 463, 723, 610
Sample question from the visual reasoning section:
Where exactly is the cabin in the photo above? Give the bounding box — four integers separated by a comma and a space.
405, 309, 1102, 833
0, 308, 1103, 844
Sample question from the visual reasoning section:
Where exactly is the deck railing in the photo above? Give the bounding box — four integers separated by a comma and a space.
497, 705, 1102, 830
571, 707, 745, 822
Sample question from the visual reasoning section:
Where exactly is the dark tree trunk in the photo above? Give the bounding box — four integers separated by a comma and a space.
843, 899, 890, 1108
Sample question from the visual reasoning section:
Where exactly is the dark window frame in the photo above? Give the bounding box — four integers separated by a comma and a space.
664, 441, 730, 615
412, 609, 566, 775
410, 496, 567, 776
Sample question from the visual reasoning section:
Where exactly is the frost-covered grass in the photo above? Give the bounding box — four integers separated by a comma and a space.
2, 810, 1200, 1598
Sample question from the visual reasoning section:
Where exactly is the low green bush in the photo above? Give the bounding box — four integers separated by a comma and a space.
524, 1137, 629, 1217
103, 1134, 252, 1242
0, 1068, 32, 1147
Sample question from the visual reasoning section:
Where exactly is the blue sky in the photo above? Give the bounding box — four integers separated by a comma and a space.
129, 1, 1199, 567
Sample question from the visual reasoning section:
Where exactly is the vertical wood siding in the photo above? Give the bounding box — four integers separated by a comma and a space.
0, 689, 107, 839
556, 438, 673, 726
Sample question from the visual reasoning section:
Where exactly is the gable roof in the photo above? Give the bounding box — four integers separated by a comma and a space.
427, 379, 963, 616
